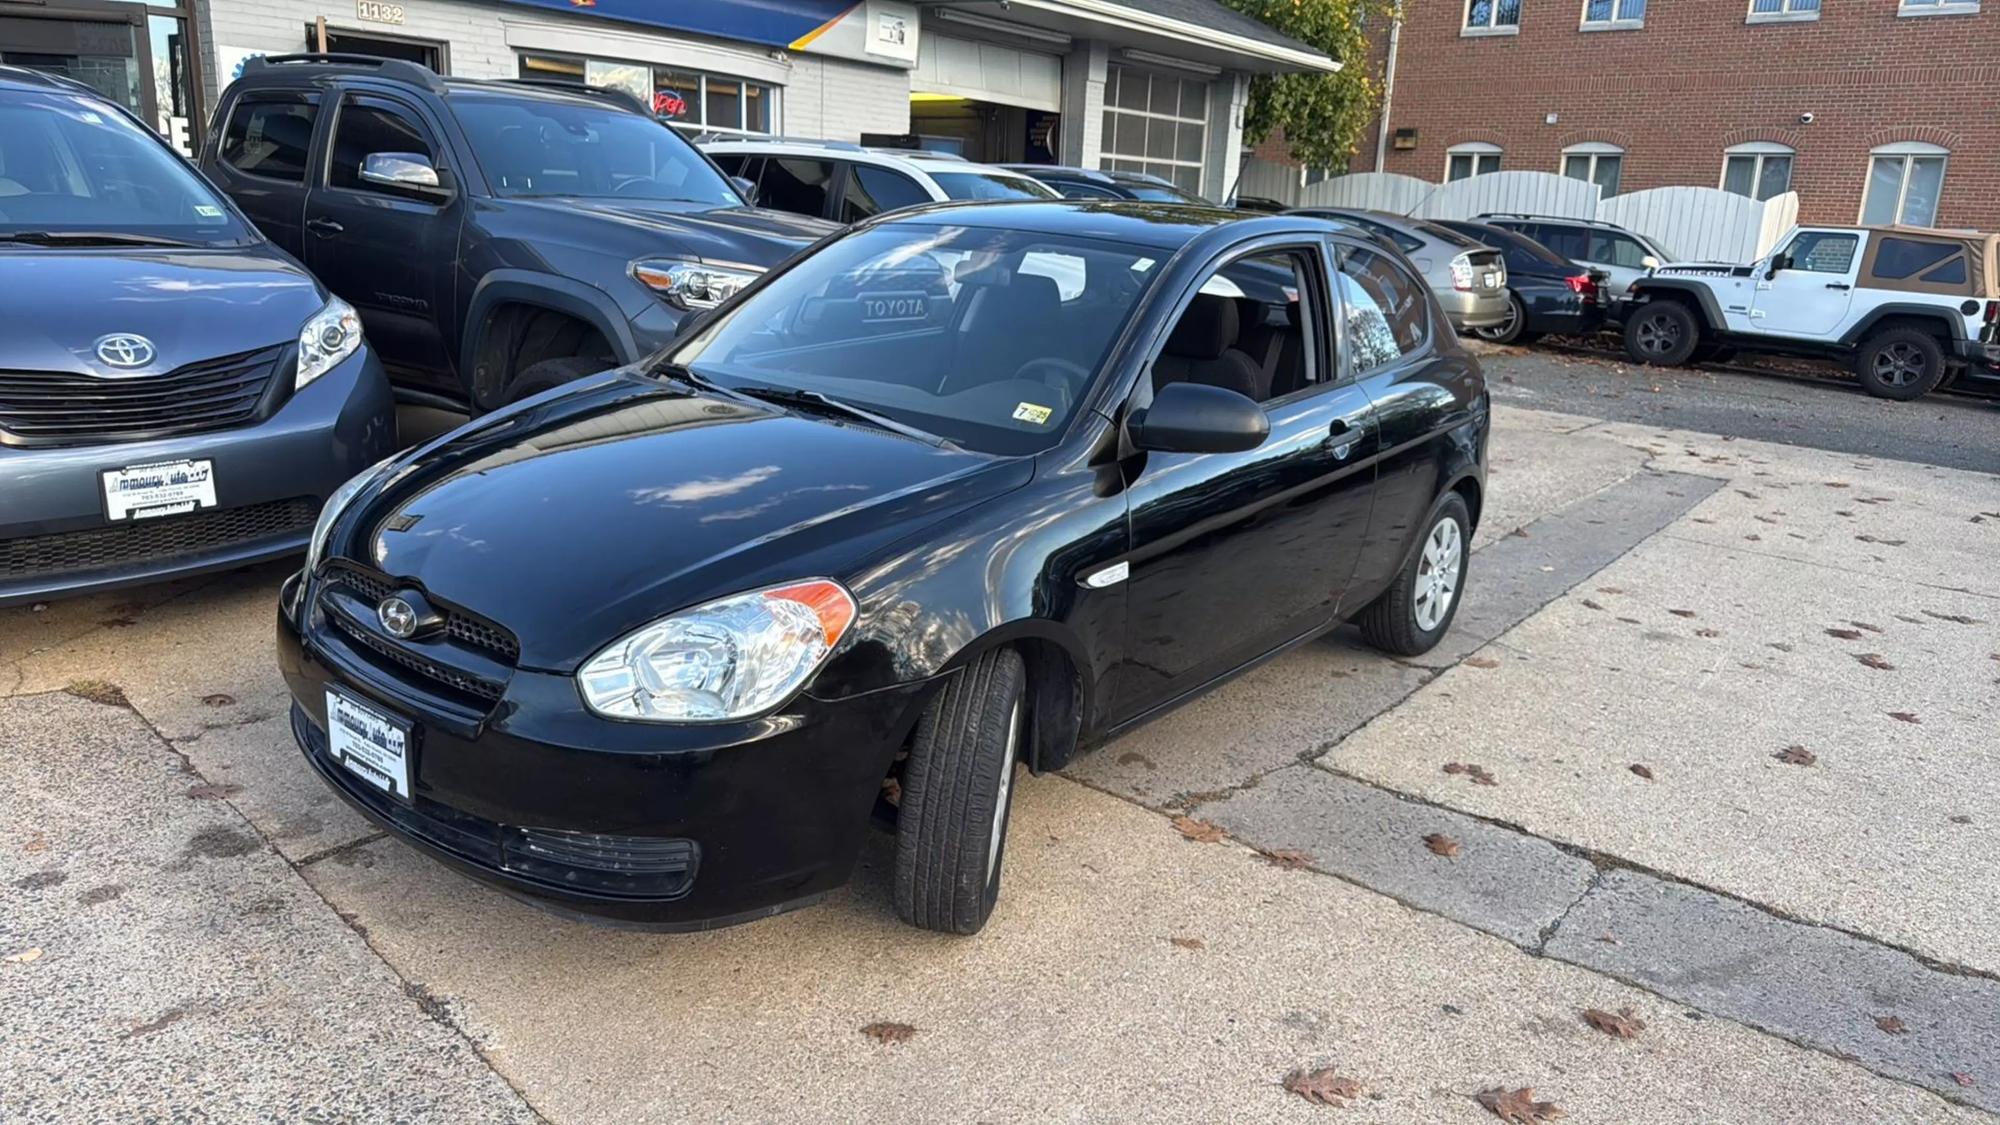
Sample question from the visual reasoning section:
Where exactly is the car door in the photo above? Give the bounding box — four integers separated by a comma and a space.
1331, 240, 1486, 610
839, 164, 932, 222
206, 91, 320, 257
302, 90, 461, 388
1111, 238, 1379, 720
1749, 229, 1862, 337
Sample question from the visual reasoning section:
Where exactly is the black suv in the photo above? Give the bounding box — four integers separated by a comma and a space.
199, 55, 835, 411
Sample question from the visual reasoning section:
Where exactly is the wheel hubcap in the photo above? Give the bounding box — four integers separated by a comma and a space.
1636, 314, 1680, 356
986, 701, 1020, 885
1478, 298, 1519, 341
1873, 342, 1927, 387
1413, 517, 1462, 632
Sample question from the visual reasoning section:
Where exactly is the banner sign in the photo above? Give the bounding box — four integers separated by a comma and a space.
490, 0, 862, 50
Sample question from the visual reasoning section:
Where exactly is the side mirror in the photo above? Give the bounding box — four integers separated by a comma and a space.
1767, 253, 1791, 278
730, 175, 758, 204
1129, 381, 1268, 455
1640, 255, 1661, 272
359, 152, 443, 192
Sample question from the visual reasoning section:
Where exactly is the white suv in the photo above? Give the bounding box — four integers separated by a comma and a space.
1621, 225, 2000, 400
701, 139, 1055, 224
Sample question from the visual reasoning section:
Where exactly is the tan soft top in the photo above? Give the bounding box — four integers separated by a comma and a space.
1856, 225, 1998, 299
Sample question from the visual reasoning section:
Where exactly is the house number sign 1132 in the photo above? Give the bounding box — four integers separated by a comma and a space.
356, 0, 406, 24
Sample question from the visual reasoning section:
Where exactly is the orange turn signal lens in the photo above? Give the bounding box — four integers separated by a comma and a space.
764, 580, 856, 648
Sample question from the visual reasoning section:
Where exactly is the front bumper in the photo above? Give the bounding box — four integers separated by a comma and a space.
0, 349, 394, 606
277, 570, 937, 928
1439, 287, 1510, 331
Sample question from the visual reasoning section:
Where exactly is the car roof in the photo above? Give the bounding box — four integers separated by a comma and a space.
0, 64, 104, 98
1480, 212, 1632, 232
702, 138, 1029, 178
224, 54, 654, 113
871, 199, 1334, 249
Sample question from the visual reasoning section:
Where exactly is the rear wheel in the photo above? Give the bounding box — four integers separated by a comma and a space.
1623, 301, 1700, 366
893, 647, 1026, 935
1855, 327, 1947, 401
1358, 493, 1470, 657
1474, 292, 1539, 346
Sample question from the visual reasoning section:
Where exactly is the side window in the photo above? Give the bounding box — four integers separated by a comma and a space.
757, 157, 836, 217
1589, 232, 1651, 269
841, 165, 928, 222
328, 99, 437, 194
1155, 249, 1320, 403
1530, 224, 1586, 260
219, 97, 318, 182
1782, 231, 1859, 274
1869, 237, 1958, 281
1337, 244, 1428, 374
1357, 218, 1422, 255
1919, 258, 1967, 286
710, 152, 748, 176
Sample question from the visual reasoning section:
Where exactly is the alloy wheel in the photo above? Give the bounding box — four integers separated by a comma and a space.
1872, 342, 1927, 388
1413, 517, 1462, 632
1635, 313, 1681, 356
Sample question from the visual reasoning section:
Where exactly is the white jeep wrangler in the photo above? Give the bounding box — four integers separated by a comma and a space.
1620, 225, 2000, 400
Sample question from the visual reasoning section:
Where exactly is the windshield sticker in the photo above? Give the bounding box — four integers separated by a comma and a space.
1012, 402, 1052, 426
194, 204, 226, 220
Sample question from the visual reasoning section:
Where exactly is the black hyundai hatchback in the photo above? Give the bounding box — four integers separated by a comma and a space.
280, 201, 1488, 934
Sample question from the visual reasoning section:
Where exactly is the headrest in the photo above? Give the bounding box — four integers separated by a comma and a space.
1165, 294, 1238, 360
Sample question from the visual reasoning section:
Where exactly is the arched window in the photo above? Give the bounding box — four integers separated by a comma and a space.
1862, 142, 1948, 226
1561, 142, 1623, 196
1445, 141, 1501, 181
1721, 142, 1794, 201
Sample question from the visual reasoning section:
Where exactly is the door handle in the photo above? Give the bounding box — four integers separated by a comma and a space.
306, 217, 345, 236
1327, 418, 1361, 458
1825, 282, 1851, 291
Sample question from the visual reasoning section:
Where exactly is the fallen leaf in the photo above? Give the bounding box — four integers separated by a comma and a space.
879, 778, 901, 807
22, 835, 48, 854
1597, 586, 1625, 595
1825, 481, 1851, 489
1443, 762, 1498, 786
4, 948, 43, 964
1888, 712, 1920, 724
1170, 816, 1227, 844
860, 1022, 916, 1045
1582, 1007, 1646, 1039
1261, 848, 1313, 870
1774, 745, 1817, 766
1423, 833, 1461, 858
1477, 1086, 1566, 1124
1169, 936, 1205, 951
1825, 628, 1863, 640
1921, 610, 1980, 625
200, 693, 236, 707
1581, 599, 1605, 611
1465, 655, 1500, 669
184, 783, 243, 800
1855, 535, 1907, 547
64, 679, 129, 708
1508, 527, 1529, 539
1876, 1015, 1908, 1035
1855, 653, 1895, 671
1667, 609, 1697, 618
1851, 620, 1885, 633
1952, 1072, 1975, 1088
1284, 1068, 1364, 1106
1629, 764, 1655, 781
1616, 616, 1642, 625
1695, 628, 1720, 638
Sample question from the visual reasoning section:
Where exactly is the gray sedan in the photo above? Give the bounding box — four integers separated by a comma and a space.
1289, 208, 1510, 332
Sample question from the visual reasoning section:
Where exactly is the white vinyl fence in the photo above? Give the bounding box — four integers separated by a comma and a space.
1240, 158, 1798, 263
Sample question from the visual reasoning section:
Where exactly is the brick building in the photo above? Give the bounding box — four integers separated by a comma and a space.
1336, 0, 2000, 232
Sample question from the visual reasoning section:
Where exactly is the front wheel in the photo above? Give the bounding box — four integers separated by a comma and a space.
1357, 493, 1470, 657
893, 647, 1026, 935
1623, 301, 1700, 366
1855, 328, 1947, 401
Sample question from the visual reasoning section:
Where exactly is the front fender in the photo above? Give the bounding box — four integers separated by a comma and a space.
459, 270, 644, 403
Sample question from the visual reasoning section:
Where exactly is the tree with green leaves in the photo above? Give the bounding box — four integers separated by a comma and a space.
1226, 0, 1394, 173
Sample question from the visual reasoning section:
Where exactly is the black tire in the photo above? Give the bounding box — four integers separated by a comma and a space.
893, 647, 1026, 935
1623, 301, 1700, 366
1357, 493, 1471, 657
502, 355, 611, 405
1473, 292, 1538, 346
1854, 327, 1947, 401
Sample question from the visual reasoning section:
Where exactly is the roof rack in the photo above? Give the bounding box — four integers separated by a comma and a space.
695, 135, 867, 152
1476, 211, 1626, 229
493, 77, 648, 116
241, 53, 446, 93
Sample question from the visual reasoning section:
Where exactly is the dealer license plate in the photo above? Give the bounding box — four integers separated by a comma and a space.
326, 689, 411, 801
101, 459, 216, 521
1483, 272, 1501, 288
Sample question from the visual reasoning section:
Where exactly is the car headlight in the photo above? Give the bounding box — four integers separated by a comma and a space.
305, 454, 397, 577
577, 579, 857, 722
296, 296, 362, 389
632, 258, 762, 311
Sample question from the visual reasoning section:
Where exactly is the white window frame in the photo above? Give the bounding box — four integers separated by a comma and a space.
1462, 0, 1521, 36
516, 52, 781, 139
1579, 0, 1645, 30
1745, 0, 1820, 23
1899, 0, 1980, 16
1560, 142, 1624, 196
1101, 65, 1210, 196
1860, 142, 1949, 227
1720, 142, 1794, 200
1445, 142, 1502, 181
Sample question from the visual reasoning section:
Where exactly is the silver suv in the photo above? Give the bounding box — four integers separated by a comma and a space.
1479, 213, 1676, 300
1290, 207, 1509, 332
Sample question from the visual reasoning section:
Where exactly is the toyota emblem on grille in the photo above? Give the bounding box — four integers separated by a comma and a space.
94, 334, 157, 369
378, 596, 418, 638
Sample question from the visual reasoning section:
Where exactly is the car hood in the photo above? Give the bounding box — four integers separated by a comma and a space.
508, 198, 836, 268
0, 246, 321, 375
348, 374, 1029, 669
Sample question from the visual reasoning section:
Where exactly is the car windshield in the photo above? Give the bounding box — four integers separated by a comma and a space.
450, 93, 740, 205
1122, 182, 1208, 205
665, 223, 1159, 455
0, 90, 251, 245
1413, 219, 1480, 249
930, 171, 1057, 202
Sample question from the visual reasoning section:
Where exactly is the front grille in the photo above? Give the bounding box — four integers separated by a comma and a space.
323, 563, 521, 662
327, 609, 506, 702
0, 498, 316, 581
0, 344, 285, 445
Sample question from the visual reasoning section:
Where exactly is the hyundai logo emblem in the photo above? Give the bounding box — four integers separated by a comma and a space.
93, 333, 157, 370
378, 596, 418, 639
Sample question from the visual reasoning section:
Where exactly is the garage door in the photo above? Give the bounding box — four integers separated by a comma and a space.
913, 33, 1060, 112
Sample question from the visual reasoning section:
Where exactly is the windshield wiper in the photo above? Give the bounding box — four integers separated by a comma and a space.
0, 231, 203, 248
730, 384, 949, 447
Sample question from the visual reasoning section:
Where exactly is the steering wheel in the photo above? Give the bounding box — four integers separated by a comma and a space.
1012, 357, 1091, 401
612, 176, 663, 197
